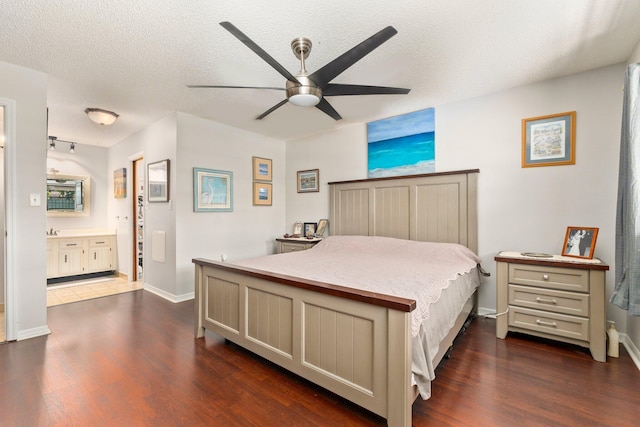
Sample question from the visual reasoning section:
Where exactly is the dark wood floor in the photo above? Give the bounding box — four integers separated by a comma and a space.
1, 290, 639, 426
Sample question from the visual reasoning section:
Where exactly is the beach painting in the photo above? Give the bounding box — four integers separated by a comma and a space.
367, 108, 435, 178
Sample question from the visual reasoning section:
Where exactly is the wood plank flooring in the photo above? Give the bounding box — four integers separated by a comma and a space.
1, 290, 638, 426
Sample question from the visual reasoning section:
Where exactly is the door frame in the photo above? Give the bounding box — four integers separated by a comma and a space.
1, 97, 17, 341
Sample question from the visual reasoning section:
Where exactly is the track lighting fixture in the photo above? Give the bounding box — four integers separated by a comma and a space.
47, 136, 79, 154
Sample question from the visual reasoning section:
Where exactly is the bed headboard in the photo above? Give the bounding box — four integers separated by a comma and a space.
328, 169, 479, 253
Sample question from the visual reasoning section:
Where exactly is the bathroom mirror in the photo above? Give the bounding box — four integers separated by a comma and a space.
46, 174, 91, 217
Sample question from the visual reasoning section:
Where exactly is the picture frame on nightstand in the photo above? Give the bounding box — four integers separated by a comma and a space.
561, 226, 598, 259
292, 222, 303, 237
316, 219, 328, 236
303, 222, 316, 237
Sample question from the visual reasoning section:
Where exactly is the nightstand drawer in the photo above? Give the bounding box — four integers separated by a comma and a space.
508, 284, 589, 317
508, 306, 589, 342
280, 243, 307, 253
509, 264, 589, 292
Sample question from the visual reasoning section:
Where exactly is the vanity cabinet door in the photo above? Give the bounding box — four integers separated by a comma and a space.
87, 236, 114, 273
88, 247, 112, 272
58, 248, 84, 276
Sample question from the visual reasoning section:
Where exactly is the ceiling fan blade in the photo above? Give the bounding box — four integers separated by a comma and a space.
256, 99, 289, 120
219, 22, 300, 84
315, 98, 342, 121
187, 85, 285, 91
322, 83, 410, 96
308, 26, 398, 88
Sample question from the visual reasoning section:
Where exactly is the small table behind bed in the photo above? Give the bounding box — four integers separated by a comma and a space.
194, 169, 479, 427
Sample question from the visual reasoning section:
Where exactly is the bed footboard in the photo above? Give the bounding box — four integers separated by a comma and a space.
194, 259, 416, 426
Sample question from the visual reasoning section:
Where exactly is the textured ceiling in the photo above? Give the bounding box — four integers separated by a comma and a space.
2, 0, 640, 147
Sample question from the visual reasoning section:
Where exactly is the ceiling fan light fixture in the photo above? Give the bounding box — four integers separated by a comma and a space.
286, 81, 322, 107
84, 108, 119, 125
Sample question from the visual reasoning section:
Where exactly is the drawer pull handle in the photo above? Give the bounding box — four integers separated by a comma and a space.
95, 241, 105, 244
535, 297, 557, 305
542, 274, 549, 281
536, 319, 557, 328
66, 243, 77, 247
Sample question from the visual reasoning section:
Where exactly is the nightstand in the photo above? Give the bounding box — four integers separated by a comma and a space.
495, 252, 609, 362
275, 237, 322, 254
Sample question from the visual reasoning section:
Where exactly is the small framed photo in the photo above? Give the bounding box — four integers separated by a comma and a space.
148, 159, 170, 202
193, 167, 233, 212
303, 222, 316, 237
253, 156, 272, 181
522, 111, 576, 168
253, 182, 272, 206
316, 219, 329, 237
561, 226, 599, 259
293, 222, 303, 237
297, 169, 319, 193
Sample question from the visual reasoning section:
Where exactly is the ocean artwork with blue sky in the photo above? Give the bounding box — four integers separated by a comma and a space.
367, 108, 435, 178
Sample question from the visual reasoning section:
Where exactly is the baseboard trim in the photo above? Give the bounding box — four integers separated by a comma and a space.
17, 325, 51, 341
143, 283, 194, 304
621, 333, 640, 371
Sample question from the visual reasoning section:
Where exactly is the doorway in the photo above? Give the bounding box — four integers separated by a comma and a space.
132, 157, 144, 282
0, 105, 5, 343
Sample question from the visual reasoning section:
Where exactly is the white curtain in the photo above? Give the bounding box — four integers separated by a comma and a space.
611, 63, 640, 316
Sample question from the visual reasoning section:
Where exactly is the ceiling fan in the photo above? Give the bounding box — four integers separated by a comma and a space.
188, 22, 410, 121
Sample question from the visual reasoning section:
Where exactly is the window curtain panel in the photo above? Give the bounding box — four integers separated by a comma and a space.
611, 63, 640, 316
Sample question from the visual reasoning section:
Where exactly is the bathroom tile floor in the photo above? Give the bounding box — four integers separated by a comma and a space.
47, 276, 144, 307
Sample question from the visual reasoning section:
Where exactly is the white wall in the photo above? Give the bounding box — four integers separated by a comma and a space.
106, 112, 286, 301
47, 144, 109, 230
107, 114, 177, 295
286, 64, 625, 326
0, 62, 48, 339
175, 113, 286, 298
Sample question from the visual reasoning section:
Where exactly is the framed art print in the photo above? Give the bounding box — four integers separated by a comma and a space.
193, 167, 233, 212
297, 169, 319, 193
252, 156, 272, 181
253, 182, 272, 206
522, 111, 576, 168
148, 159, 169, 202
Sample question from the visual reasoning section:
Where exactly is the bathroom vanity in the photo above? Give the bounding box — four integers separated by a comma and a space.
47, 229, 117, 280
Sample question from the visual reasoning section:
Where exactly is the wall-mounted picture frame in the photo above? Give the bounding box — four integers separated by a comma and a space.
148, 159, 169, 202
561, 226, 599, 259
297, 169, 319, 193
316, 219, 329, 237
253, 181, 272, 206
114, 168, 126, 199
253, 156, 272, 181
293, 222, 303, 236
522, 111, 576, 168
303, 222, 316, 237
193, 167, 233, 212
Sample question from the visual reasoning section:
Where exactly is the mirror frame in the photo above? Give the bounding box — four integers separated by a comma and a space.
46, 174, 91, 217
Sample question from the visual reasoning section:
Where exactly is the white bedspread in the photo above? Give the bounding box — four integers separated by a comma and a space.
235, 235, 480, 337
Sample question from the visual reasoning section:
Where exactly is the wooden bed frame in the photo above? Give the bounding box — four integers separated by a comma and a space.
193, 169, 479, 427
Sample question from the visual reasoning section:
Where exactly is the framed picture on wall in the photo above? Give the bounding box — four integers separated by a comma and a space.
193, 167, 233, 212
297, 169, 319, 193
148, 159, 169, 202
252, 156, 273, 181
114, 168, 126, 199
253, 182, 272, 206
522, 111, 576, 168
561, 226, 599, 259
